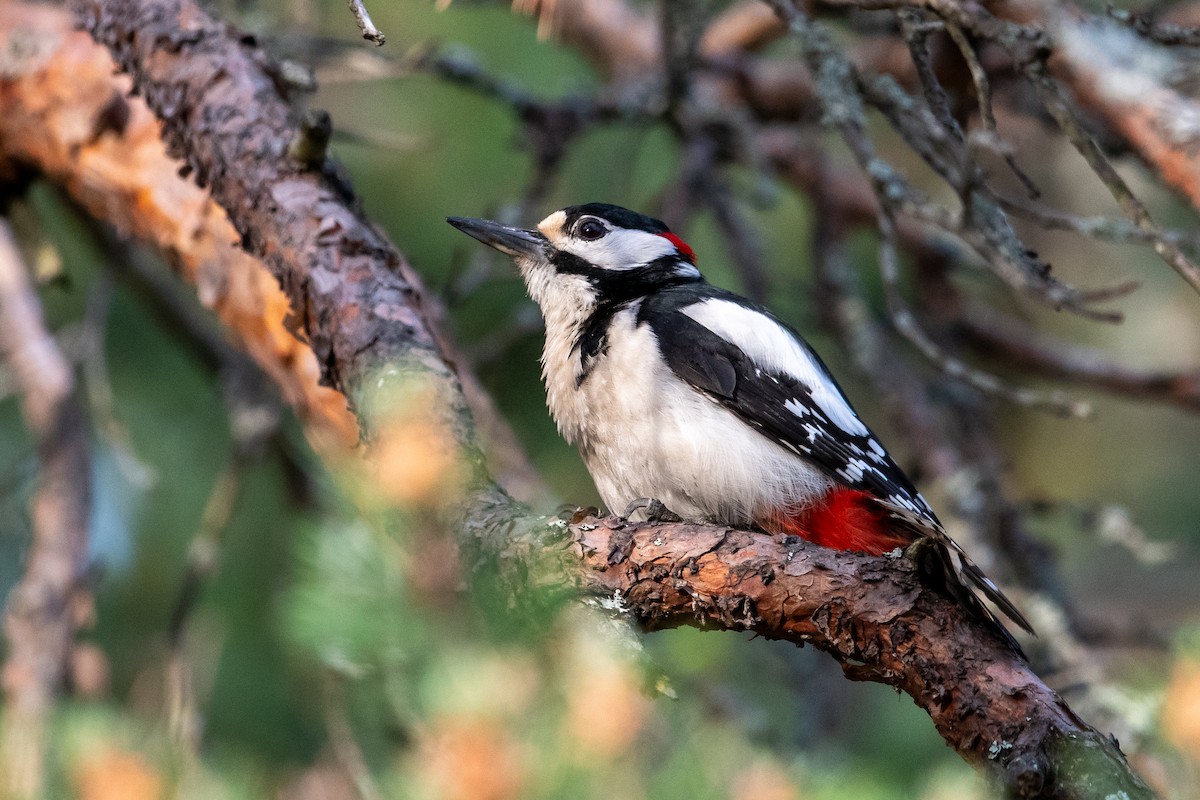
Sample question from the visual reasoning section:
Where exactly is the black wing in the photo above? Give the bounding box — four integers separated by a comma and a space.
642, 288, 1034, 640
643, 290, 936, 527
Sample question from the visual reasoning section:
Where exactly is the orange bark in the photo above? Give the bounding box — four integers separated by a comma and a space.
0, 4, 357, 450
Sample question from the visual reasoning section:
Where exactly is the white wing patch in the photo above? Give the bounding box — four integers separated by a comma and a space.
682, 299, 870, 436
839, 458, 870, 483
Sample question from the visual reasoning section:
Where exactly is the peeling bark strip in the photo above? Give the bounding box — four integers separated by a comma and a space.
0, 3, 356, 449
0, 0, 1144, 795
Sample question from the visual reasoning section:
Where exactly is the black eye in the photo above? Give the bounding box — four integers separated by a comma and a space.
577, 219, 607, 241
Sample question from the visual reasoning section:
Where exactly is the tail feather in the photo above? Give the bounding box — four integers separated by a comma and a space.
959, 560, 1034, 635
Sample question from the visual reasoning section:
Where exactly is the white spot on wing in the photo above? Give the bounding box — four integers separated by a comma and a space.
837, 457, 874, 484
682, 299, 869, 436
783, 399, 812, 418
839, 459, 863, 483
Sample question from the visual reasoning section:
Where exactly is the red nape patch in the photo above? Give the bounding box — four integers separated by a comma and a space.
658, 232, 697, 263
766, 489, 912, 556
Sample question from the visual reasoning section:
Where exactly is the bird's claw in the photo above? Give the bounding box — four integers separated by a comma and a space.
903, 539, 928, 561
902, 537, 938, 571
622, 497, 683, 523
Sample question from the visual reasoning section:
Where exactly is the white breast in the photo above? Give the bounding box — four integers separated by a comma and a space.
541, 304, 833, 525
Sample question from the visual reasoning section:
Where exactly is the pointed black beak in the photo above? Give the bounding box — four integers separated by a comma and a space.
447, 216, 548, 259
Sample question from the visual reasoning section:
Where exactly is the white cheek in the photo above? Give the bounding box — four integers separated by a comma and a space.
562, 231, 677, 270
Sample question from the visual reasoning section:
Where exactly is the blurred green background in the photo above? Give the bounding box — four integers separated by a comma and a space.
3, 0, 1200, 797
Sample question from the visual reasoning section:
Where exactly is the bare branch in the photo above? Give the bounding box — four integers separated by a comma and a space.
959, 307, 1200, 414
0, 3, 357, 452
771, 2, 1093, 415
940, 17, 1040, 198
1030, 69, 1200, 296
879, 213, 1091, 417
1106, 6, 1200, 48
345, 0, 385, 46
0, 219, 91, 800
471, 509, 1157, 800
895, 10, 962, 142
998, 194, 1200, 250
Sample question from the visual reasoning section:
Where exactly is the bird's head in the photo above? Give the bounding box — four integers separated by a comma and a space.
448, 203, 702, 312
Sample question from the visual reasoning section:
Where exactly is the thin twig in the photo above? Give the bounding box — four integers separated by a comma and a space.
0, 219, 92, 800
959, 306, 1200, 414
1106, 6, 1200, 47
809, 170, 963, 481
896, 9, 962, 143
1030, 68, 1200, 295
345, 0, 384, 46
878, 216, 1091, 417
166, 456, 243, 751
900, 190, 1136, 322
701, 174, 770, 301
773, 3, 1092, 417
853, 74, 1127, 321
998, 194, 1200, 250
941, 18, 1040, 198
415, 43, 659, 210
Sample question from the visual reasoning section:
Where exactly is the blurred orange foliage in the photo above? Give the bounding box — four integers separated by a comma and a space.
1161, 658, 1200, 764
730, 759, 800, 800
417, 715, 526, 800
370, 384, 465, 508
72, 748, 162, 800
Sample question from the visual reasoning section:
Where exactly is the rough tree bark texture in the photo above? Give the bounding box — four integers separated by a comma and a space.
0, 1, 1155, 797
79, 0, 454, 411
565, 520, 1130, 796
0, 1, 356, 451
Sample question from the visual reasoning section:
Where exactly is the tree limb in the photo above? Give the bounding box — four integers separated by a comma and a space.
0, 219, 91, 800
0, 1, 1156, 796
0, 1, 357, 452
562, 518, 1139, 799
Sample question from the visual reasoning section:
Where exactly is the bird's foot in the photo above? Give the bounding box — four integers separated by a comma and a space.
902, 537, 938, 568
622, 497, 683, 524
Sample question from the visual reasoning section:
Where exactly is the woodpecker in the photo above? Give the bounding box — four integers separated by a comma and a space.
448, 203, 1032, 647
